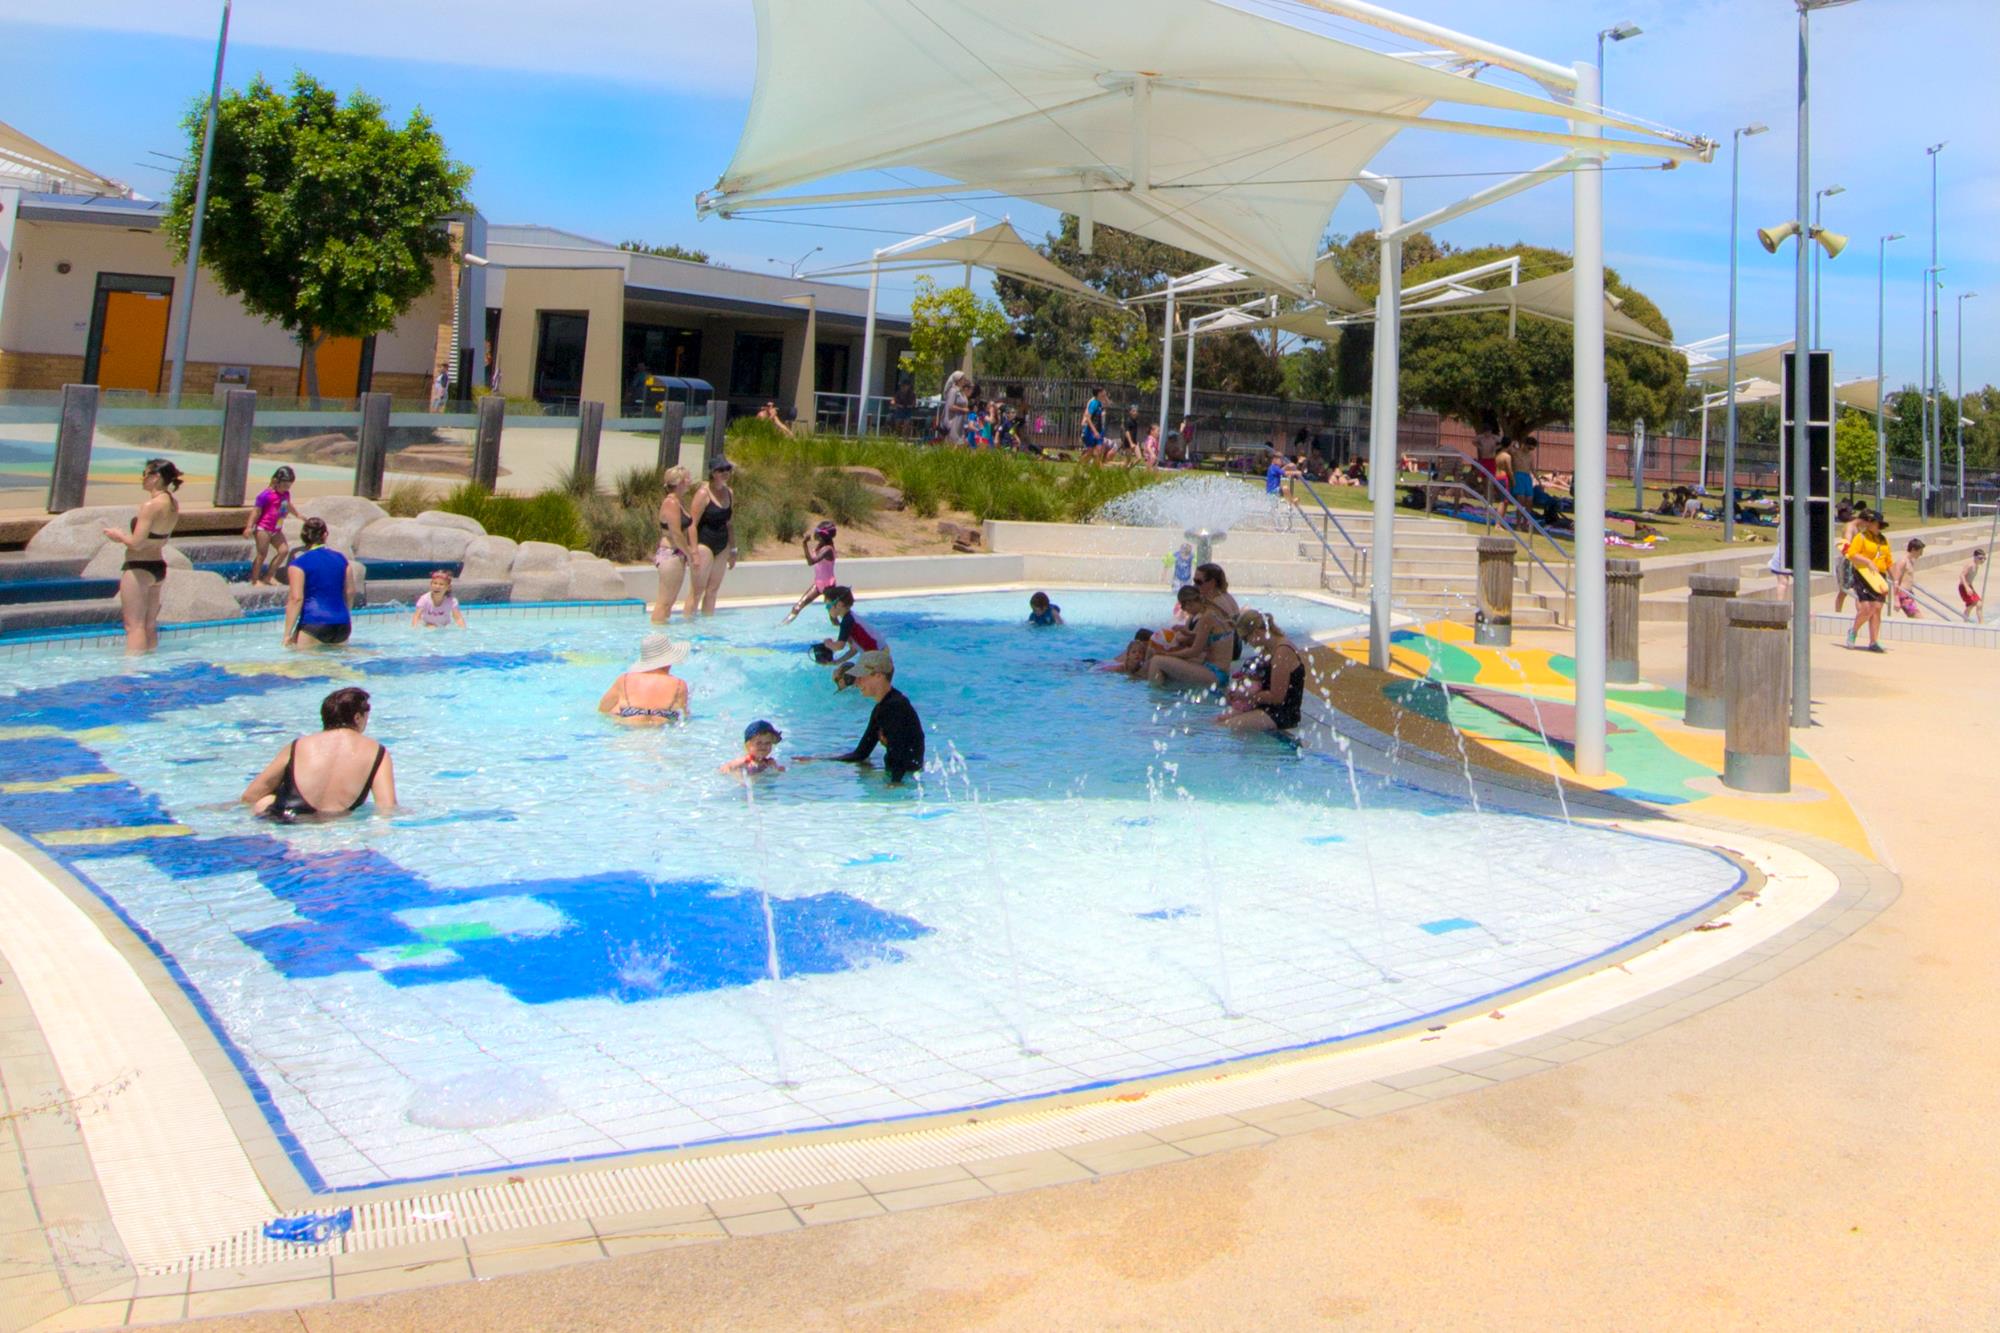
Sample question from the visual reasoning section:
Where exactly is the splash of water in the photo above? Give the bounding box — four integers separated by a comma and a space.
610, 940, 674, 995
743, 779, 797, 1090
1417, 642, 1513, 949
1313, 658, 1399, 985
1176, 786, 1238, 1018
1094, 473, 1286, 533
944, 743, 1037, 1057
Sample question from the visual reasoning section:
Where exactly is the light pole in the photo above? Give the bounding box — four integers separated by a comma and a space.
1812, 184, 1844, 347
1922, 264, 1944, 513
1875, 232, 1903, 511
769, 246, 822, 278
1926, 142, 1945, 517
1958, 292, 1977, 517
1596, 22, 1642, 100
1722, 122, 1769, 543
165, 0, 233, 407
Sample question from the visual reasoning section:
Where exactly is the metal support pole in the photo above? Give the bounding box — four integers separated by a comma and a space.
1158, 283, 1175, 437
1958, 293, 1972, 516
1875, 234, 1895, 512
1699, 401, 1710, 489
1571, 59, 1610, 774
1787, 8, 1814, 730
1366, 178, 1403, 673
1182, 321, 1196, 419
1723, 129, 1746, 543
857, 259, 881, 436
1920, 270, 1931, 513
166, 0, 232, 407
1929, 145, 1944, 523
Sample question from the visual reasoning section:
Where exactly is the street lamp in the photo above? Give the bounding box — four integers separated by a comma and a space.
1957, 291, 1977, 516
1925, 141, 1946, 517
165, 0, 233, 407
1722, 121, 1770, 542
1812, 184, 1844, 347
1874, 232, 1903, 511
1921, 264, 1945, 513
769, 246, 822, 278
1596, 22, 1642, 100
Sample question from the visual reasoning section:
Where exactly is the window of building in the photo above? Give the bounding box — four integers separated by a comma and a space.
814, 341, 851, 395
729, 332, 785, 402
533, 311, 590, 409
623, 324, 703, 412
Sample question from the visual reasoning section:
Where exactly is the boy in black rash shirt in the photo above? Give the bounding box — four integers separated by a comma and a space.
806, 650, 925, 783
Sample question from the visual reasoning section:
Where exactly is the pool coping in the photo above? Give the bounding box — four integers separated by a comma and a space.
0, 604, 1896, 1329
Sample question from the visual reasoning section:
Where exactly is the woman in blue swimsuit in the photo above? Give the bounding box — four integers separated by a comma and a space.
597, 634, 691, 725
1144, 584, 1236, 693
285, 518, 355, 647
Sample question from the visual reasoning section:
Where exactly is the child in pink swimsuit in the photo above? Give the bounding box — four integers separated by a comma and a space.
782, 522, 838, 623
244, 466, 294, 585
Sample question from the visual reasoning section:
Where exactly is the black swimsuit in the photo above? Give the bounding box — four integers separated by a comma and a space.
696, 495, 733, 555
265, 740, 386, 822
123, 504, 177, 581
1257, 653, 1306, 730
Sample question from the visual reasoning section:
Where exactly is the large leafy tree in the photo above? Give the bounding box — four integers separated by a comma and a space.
903, 277, 1009, 392
1834, 408, 1879, 486
164, 72, 472, 401
1329, 236, 1684, 438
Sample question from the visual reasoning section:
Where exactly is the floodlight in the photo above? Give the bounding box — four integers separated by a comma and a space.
1601, 22, 1642, 40
1741, 123, 1770, 137
1819, 184, 1846, 199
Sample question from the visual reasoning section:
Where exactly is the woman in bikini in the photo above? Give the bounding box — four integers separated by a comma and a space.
684, 459, 736, 618
1144, 585, 1235, 693
100, 458, 183, 655
597, 634, 691, 725
241, 687, 397, 822
650, 466, 696, 625
1217, 610, 1307, 733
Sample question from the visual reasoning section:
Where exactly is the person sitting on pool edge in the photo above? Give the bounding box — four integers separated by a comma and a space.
721, 720, 785, 777
598, 634, 691, 724
819, 585, 884, 688
241, 686, 397, 821
802, 650, 925, 784
1217, 610, 1307, 733
1144, 584, 1235, 693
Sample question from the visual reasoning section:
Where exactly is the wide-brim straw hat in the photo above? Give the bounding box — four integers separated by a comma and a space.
631, 634, 690, 673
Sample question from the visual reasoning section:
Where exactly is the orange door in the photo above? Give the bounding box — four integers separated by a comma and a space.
299, 337, 365, 399
96, 290, 172, 392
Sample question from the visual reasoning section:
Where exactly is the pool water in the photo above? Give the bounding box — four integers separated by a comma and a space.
0, 590, 1741, 1189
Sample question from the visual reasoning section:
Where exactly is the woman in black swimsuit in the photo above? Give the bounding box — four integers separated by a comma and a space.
651, 465, 696, 625
241, 687, 397, 821
684, 458, 736, 618
99, 458, 182, 655
1217, 610, 1307, 733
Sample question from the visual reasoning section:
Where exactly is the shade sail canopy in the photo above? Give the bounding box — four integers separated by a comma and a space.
1240, 268, 1668, 345
1688, 341, 1794, 387
1312, 257, 1370, 315
1703, 377, 1784, 407
703, 0, 1710, 295
809, 220, 1115, 304
0, 120, 128, 195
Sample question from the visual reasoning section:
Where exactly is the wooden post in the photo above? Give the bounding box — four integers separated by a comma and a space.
472, 395, 504, 491
353, 392, 392, 499
707, 401, 731, 468
1723, 598, 1792, 793
48, 384, 99, 513
1606, 557, 1643, 684
656, 401, 686, 474
573, 401, 604, 491
1474, 536, 1516, 646
1683, 573, 1740, 729
213, 389, 257, 509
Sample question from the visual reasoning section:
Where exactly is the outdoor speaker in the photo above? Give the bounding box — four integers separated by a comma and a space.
1757, 221, 1800, 254
1813, 227, 1849, 259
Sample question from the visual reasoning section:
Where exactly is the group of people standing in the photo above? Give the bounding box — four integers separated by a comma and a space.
649, 458, 740, 624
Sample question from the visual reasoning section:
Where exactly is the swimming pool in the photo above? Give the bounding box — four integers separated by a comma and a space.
0, 590, 1742, 1190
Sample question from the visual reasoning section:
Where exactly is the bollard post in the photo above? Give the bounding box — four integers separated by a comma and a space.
706, 401, 730, 467
1723, 598, 1792, 793
353, 392, 392, 499
573, 401, 604, 491
1474, 537, 1517, 647
213, 389, 257, 509
472, 395, 504, 491
1606, 557, 1643, 684
1683, 573, 1740, 729
48, 384, 99, 513
656, 401, 686, 474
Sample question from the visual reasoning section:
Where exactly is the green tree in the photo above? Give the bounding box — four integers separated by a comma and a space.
1834, 408, 1879, 487
165, 72, 471, 402
619, 240, 714, 264
1883, 384, 1961, 463
1331, 239, 1683, 438
903, 277, 1009, 392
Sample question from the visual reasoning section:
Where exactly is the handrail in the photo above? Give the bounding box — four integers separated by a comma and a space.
1400, 447, 1573, 593
1902, 580, 1971, 623
1293, 481, 1368, 594
1405, 473, 1572, 595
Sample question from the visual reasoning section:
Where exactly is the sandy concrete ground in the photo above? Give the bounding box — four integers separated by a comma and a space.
180, 622, 2000, 1331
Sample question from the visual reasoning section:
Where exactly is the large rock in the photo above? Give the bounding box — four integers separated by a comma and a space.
862, 483, 906, 511
25, 507, 139, 559
833, 465, 889, 486
511, 541, 571, 575
82, 543, 194, 579
415, 510, 486, 536
159, 570, 244, 624
353, 517, 478, 562
510, 556, 629, 603
460, 535, 519, 582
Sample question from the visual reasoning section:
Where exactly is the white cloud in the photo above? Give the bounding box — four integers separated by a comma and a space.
0, 0, 758, 94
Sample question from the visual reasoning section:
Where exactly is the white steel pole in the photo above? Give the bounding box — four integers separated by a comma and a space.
1699, 400, 1710, 486
1928, 145, 1944, 520
1875, 234, 1899, 511
1367, 179, 1403, 673
1723, 127, 1748, 542
1787, 5, 1813, 730
1571, 58, 1609, 775
1182, 318, 1196, 418
1958, 293, 1974, 516
857, 257, 881, 435
1159, 283, 1175, 437
166, 0, 232, 407
1920, 276, 1931, 510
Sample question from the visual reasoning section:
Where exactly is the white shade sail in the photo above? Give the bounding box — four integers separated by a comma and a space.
703, 0, 1710, 295
0, 119, 128, 195
1240, 268, 1668, 345
808, 220, 1116, 304
1688, 341, 1794, 387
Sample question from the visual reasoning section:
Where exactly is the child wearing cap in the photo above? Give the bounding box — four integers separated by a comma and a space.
782, 522, 839, 624
721, 720, 785, 776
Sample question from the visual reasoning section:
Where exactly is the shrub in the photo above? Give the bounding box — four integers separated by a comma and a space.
438, 483, 588, 548
614, 464, 664, 511
382, 480, 437, 517
549, 465, 594, 498
811, 469, 880, 526
579, 492, 659, 562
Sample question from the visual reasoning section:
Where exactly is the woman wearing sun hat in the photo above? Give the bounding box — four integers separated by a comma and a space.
597, 633, 691, 724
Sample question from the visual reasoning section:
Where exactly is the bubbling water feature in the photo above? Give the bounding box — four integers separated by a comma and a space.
1094, 473, 1286, 536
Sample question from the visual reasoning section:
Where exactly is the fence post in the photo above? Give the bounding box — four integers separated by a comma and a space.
1723, 598, 1792, 793
353, 392, 392, 499
707, 401, 730, 467
1474, 536, 1516, 647
472, 395, 504, 491
1606, 557, 1643, 684
47, 383, 99, 513
573, 401, 604, 491
656, 402, 686, 474
1682, 573, 1739, 729
213, 389, 257, 508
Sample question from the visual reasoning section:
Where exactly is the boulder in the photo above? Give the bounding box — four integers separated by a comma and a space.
158, 570, 244, 624
353, 517, 477, 562
935, 521, 981, 547
82, 543, 194, 580
414, 510, 486, 536
460, 535, 519, 582
508, 570, 572, 603
833, 465, 889, 487
862, 483, 906, 512
511, 541, 571, 575
509, 557, 630, 603
25, 507, 139, 559
287, 495, 388, 553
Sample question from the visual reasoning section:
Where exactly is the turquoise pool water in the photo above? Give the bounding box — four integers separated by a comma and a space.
0, 591, 1742, 1189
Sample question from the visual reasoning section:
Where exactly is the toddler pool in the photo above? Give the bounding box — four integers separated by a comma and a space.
0, 590, 1741, 1189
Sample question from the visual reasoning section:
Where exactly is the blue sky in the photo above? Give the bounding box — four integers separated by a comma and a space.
3, 0, 1994, 388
